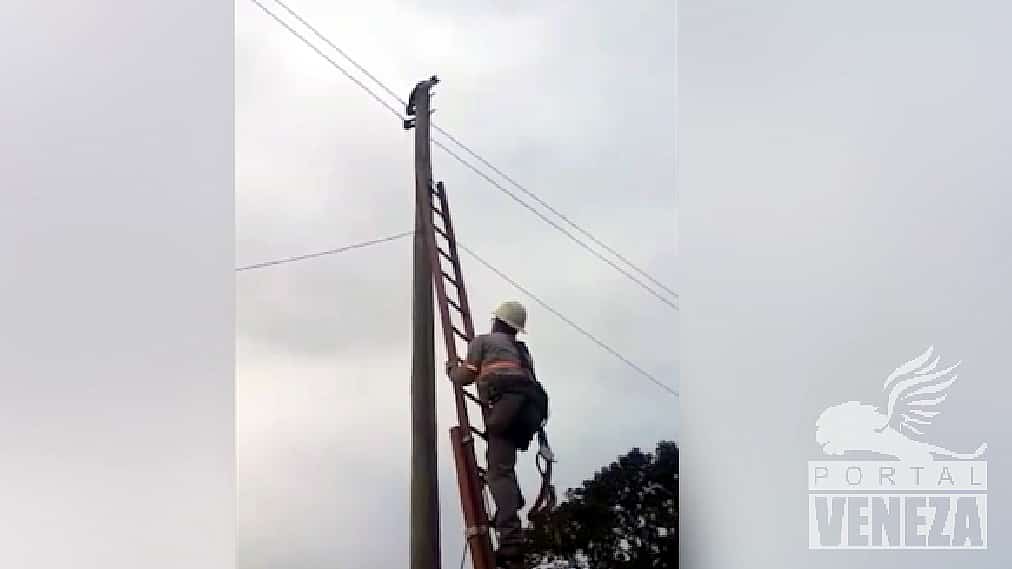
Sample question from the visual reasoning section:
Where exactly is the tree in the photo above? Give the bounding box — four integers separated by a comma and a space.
524, 441, 678, 568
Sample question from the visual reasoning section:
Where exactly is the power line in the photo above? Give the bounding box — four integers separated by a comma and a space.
247, 0, 404, 121
248, 0, 679, 309
272, 0, 677, 302
269, 1, 675, 302
457, 242, 679, 398
432, 127, 679, 300
235, 231, 412, 271
436, 139, 678, 311
272, 0, 406, 107
233, 234, 678, 397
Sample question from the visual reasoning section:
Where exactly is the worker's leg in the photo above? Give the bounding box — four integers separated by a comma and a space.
485, 391, 525, 436
486, 433, 523, 554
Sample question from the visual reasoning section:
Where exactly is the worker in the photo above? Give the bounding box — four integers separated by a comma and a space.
447, 300, 548, 565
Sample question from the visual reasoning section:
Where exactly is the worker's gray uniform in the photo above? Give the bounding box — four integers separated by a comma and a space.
465, 332, 533, 549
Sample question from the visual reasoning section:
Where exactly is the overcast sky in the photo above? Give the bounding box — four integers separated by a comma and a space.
235, 1, 676, 567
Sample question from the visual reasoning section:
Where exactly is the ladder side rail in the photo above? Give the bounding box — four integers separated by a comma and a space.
428, 181, 498, 567
433, 182, 490, 431
435, 182, 477, 340
423, 201, 461, 365
451, 427, 496, 569
420, 185, 476, 432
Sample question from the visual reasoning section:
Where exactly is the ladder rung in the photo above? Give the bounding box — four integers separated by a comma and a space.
441, 271, 459, 288
436, 247, 455, 265
433, 224, 450, 241
463, 389, 483, 406
470, 426, 487, 440
431, 204, 444, 218
452, 325, 469, 342
447, 297, 463, 313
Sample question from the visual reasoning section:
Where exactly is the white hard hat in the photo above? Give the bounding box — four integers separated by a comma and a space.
492, 300, 527, 333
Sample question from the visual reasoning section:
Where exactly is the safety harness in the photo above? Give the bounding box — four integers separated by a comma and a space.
528, 428, 557, 519
480, 346, 557, 520
477, 360, 524, 379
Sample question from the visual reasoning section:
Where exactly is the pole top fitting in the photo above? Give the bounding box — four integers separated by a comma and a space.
405, 75, 440, 118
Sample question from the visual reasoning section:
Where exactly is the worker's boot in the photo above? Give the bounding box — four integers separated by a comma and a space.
495, 556, 525, 569
495, 542, 525, 569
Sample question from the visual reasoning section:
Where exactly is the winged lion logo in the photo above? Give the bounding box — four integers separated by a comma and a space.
815, 346, 987, 462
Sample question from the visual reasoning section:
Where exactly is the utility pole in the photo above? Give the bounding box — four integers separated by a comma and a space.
407, 75, 440, 569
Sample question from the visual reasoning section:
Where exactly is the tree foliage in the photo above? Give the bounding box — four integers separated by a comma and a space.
524, 441, 678, 568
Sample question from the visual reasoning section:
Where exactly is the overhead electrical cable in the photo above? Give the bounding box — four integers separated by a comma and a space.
238, 233, 678, 397
248, 0, 679, 310
235, 231, 412, 271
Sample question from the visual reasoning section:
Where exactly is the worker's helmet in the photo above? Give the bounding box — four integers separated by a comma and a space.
492, 301, 527, 334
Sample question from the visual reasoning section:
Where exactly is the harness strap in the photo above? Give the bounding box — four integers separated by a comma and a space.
478, 360, 525, 379
528, 428, 557, 519
465, 524, 488, 537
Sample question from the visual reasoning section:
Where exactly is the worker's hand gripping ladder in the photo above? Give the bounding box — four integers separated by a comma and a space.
418, 180, 498, 568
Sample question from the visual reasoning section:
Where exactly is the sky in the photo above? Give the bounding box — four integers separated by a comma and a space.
235, 1, 676, 567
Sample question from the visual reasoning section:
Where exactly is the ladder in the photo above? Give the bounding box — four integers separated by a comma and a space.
418, 179, 498, 568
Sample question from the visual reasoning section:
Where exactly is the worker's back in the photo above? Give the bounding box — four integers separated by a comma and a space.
467, 331, 547, 451
468, 331, 533, 379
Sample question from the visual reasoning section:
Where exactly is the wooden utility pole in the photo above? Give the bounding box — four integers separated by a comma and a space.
407, 76, 440, 569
